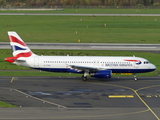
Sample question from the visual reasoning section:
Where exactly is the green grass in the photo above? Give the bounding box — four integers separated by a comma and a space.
1, 8, 160, 14
1, 15, 160, 43
1, 49, 159, 77
0, 101, 17, 107
0, 70, 82, 77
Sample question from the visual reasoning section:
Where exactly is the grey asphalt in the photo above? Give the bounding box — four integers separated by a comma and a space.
0, 76, 160, 120
1, 42, 160, 51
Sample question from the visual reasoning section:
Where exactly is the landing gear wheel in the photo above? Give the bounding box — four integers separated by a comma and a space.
82, 75, 87, 81
134, 77, 138, 81
134, 73, 138, 81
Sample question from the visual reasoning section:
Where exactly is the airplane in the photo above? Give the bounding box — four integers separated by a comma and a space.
5, 31, 156, 81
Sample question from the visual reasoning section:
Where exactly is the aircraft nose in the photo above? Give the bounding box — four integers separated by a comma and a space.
151, 64, 156, 70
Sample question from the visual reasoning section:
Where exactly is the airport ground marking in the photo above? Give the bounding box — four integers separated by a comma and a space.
1, 86, 67, 108
10, 77, 19, 83
85, 82, 160, 120
108, 95, 134, 98
10, 77, 14, 83
0, 86, 151, 119
13, 88, 67, 108
136, 85, 160, 91
135, 84, 160, 120
134, 89, 160, 120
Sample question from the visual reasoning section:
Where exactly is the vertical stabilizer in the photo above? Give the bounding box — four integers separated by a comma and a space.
8, 31, 34, 57
5, 32, 36, 63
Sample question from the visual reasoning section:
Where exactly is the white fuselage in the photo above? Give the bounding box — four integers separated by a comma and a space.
16, 56, 156, 74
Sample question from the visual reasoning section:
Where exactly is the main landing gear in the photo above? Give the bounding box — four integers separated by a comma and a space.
82, 72, 89, 81
82, 75, 87, 81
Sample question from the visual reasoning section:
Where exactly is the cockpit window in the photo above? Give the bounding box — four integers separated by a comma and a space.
144, 61, 150, 64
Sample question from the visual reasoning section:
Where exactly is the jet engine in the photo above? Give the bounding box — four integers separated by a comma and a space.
90, 70, 112, 78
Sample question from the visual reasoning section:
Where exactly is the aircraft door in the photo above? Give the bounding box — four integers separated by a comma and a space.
34, 57, 39, 67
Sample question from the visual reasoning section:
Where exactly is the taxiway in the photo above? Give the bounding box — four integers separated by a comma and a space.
0, 76, 159, 120
1, 42, 160, 51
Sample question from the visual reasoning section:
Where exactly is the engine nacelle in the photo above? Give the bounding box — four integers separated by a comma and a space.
90, 70, 112, 78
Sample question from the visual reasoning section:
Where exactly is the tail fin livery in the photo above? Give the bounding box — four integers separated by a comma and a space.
5, 31, 36, 63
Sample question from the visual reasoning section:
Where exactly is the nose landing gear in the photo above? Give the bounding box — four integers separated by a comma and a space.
134, 73, 138, 81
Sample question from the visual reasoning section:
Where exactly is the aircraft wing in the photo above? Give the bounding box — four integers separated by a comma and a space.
68, 65, 108, 72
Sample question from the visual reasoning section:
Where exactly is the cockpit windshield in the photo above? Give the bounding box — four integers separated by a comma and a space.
144, 61, 150, 64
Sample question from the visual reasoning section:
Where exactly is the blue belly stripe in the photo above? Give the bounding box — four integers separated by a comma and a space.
32, 68, 155, 73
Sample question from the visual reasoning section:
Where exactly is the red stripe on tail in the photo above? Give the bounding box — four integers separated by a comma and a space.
9, 35, 26, 47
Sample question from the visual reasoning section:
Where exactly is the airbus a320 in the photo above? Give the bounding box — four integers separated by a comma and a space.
5, 32, 156, 81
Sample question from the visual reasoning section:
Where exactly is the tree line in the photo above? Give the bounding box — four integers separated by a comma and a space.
1, 0, 160, 7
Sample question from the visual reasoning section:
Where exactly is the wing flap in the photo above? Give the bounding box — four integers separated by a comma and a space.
69, 65, 107, 72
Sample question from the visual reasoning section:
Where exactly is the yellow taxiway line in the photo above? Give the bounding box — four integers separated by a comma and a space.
85, 82, 160, 120
109, 95, 134, 98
